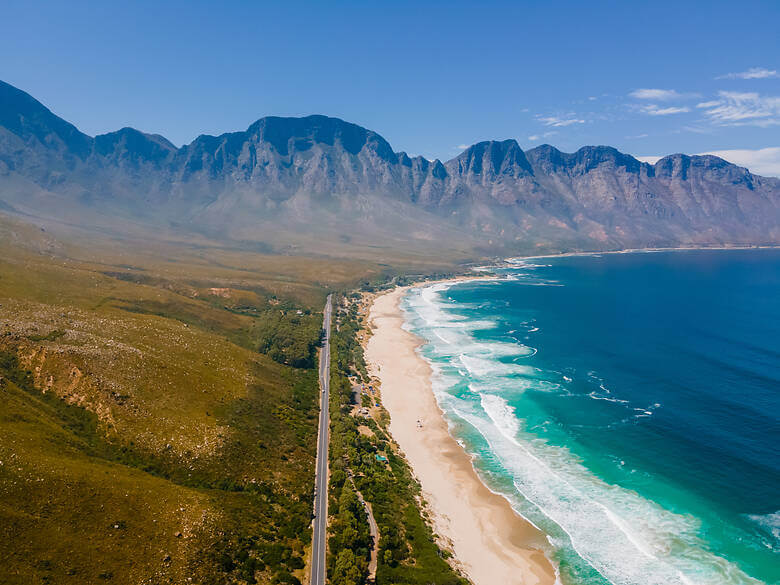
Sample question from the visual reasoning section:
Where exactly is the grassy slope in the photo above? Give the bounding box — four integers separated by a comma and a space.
0, 215, 381, 585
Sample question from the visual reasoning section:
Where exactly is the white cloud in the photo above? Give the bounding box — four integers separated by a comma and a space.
635, 147, 780, 177
538, 115, 585, 127
527, 131, 558, 142
679, 124, 714, 135
588, 96, 597, 101
629, 88, 685, 101
699, 147, 780, 177
640, 104, 691, 116
629, 90, 697, 116
699, 91, 780, 126
717, 67, 779, 80
635, 155, 662, 164
456, 144, 469, 150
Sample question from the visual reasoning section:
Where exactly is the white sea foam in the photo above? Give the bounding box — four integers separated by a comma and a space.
587, 390, 630, 404
468, 379, 534, 395
408, 283, 496, 333
747, 511, 780, 551
430, 336, 535, 359
470, 395, 762, 585
458, 354, 537, 378
506, 259, 553, 269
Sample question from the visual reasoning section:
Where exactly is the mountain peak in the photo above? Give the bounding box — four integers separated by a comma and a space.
245, 114, 396, 161
452, 139, 533, 177
653, 153, 758, 186
94, 127, 177, 163
572, 145, 641, 170
526, 144, 643, 174
0, 79, 92, 158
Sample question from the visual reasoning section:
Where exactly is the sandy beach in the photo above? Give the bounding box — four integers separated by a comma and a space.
364, 287, 556, 585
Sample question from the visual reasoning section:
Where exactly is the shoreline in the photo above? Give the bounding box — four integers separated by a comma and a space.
507, 243, 780, 263
445, 244, 780, 284
364, 287, 556, 585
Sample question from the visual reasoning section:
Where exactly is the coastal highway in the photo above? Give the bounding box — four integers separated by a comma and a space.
311, 294, 332, 585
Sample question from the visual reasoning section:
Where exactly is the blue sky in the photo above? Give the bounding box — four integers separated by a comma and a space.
2, 0, 779, 174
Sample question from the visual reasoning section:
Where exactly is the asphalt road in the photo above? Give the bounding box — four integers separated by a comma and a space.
310, 294, 332, 585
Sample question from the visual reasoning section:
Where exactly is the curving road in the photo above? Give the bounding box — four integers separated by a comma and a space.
351, 477, 379, 583
310, 294, 332, 585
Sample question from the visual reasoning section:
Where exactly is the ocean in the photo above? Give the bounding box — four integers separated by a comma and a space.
400, 249, 780, 585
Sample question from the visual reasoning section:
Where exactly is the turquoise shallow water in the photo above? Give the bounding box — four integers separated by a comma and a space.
400, 249, 780, 585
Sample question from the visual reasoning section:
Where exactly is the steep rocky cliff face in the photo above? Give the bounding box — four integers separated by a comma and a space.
1, 79, 778, 253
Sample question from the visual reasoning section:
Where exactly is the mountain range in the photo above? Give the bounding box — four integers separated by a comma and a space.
1, 79, 778, 255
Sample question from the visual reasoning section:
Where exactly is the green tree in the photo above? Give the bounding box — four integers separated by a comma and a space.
333, 549, 362, 585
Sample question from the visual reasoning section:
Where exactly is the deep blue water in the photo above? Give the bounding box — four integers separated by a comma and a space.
402, 249, 780, 585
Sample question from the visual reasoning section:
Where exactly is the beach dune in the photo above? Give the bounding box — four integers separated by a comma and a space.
365, 287, 556, 585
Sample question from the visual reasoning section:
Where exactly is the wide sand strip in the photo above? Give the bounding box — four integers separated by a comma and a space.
364, 287, 556, 585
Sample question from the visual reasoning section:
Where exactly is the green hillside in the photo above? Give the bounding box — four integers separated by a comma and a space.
0, 213, 471, 584
0, 217, 367, 584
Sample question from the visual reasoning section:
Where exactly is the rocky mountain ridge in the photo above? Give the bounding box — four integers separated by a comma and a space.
1, 79, 778, 254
